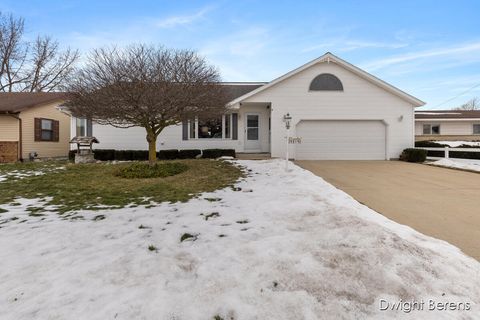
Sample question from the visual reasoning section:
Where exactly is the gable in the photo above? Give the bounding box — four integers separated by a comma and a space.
228, 53, 424, 107
242, 60, 416, 109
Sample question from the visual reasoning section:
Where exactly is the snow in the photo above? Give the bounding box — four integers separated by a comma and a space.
0, 165, 65, 183
0, 159, 479, 319
432, 140, 480, 147
431, 158, 480, 172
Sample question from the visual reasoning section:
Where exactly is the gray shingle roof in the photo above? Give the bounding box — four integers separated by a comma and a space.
415, 110, 480, 119
0, 92, 67, 113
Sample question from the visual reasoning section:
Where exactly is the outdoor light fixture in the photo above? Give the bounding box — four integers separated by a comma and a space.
283, 113, 292, 129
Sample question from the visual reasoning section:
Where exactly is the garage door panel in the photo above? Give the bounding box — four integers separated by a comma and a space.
295, 120, 386, 160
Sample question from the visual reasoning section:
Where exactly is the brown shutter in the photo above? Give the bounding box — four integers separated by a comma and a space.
34, 118, 41, 141
53, 120, 60, 142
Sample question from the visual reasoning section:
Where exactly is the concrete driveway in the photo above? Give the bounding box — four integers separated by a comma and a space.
296, 160, 480, 260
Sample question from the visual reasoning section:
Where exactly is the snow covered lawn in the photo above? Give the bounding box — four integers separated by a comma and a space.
0, 160, 479, 319
430, 158, 480, 173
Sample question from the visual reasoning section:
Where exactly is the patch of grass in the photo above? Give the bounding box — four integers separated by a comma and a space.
0, 208, 7, 213
180, 233, 197, 242
114, 162, 188, 179
213, 316, 224, 320
138, 224, 150, 229
236, 220, 249, 224
0, 160, 242, 213
204, 212, 220, 220
92, 215, 105, 221
148, 245, 157, 252
204, 197, 222, 202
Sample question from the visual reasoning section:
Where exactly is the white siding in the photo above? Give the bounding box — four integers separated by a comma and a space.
415, 120, 480, 136
243, 61, 414, 159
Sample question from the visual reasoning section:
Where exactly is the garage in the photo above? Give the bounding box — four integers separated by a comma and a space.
295, 120, 386, 160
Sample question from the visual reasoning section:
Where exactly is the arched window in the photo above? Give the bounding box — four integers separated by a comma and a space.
309, 73, 343, 91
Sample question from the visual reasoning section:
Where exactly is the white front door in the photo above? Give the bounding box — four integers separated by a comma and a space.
245, 113, 261, 152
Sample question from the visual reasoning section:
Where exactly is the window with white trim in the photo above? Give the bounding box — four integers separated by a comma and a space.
423, 124, 440, 135
473, 124, 480, 135
188, 114, 233, 139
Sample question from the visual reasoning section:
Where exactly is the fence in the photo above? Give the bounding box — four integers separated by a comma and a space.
415, 147, 480, 159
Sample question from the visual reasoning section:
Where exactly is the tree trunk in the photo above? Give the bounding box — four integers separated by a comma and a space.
146, 130, 157, 165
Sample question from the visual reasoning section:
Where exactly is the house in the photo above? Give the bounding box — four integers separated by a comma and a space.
415, 110, 480, 141
72, 52, 425, 160
0, 92, 69, 162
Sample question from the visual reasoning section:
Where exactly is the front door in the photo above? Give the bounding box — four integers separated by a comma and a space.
245, 113, 261, 152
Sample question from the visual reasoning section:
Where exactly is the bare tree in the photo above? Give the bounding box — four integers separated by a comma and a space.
65, 44, 227, 163
455, 97, 479, 110
0, 12, 79, 92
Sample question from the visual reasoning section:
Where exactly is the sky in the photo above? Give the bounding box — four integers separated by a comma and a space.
2, 0, 480, 109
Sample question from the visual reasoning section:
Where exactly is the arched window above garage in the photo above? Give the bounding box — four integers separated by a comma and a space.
309, 73, 343, 91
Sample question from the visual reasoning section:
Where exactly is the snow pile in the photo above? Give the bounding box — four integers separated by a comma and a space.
0, 160, 479, 319
431, 158, 480, 172
0, 165, 65, 183
434, 141, 480, 147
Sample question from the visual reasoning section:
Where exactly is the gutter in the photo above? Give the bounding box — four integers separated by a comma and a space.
0, 111, 22, 161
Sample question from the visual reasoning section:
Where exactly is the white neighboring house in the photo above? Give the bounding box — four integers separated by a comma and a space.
71, 52, 425, 160
415, 110, 480, 141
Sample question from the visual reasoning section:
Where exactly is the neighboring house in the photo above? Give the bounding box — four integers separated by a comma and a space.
0, 93, 69, 162
415, 110, 480, 141
72, 52, 425, 160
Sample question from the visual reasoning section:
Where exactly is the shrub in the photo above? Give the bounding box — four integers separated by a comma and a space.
115, 150, 149, 161
158, 149, 179, 160
399, 148, 427, 163
415, 141, 448, 148
94, 149, 115, 161
114, 162, 188, 179
178, 149, 201, 159
202, 149, 236, 159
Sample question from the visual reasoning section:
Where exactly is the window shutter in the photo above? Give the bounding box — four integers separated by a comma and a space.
34, 118, 41, 141
182, 120, 188, 140
53, 120, 60, 142
87, 119, 93, 136
232, 113, 238, 140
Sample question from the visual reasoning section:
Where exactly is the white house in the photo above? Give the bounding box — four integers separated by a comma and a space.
415, 110, 480, 141
71, 52, 425, 160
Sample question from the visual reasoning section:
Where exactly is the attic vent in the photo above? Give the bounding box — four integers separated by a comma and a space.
309, 73, 343, 91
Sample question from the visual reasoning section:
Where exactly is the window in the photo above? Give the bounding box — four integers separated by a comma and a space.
76, 118, 87, 136
41, 119, 54, 141
474, 124, 480, 135
189, 119, 196, 139
188, 114, 234, 139
309, 73, 343, 91
225, 114, 231, 139
198, 117, 222, 139
423, 124, 440, 135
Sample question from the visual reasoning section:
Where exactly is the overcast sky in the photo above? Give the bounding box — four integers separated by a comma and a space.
2, 0, 480, 109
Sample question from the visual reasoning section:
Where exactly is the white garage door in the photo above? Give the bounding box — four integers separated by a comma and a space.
295, 120, 386, 160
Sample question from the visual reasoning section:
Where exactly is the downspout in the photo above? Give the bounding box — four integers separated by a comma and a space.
7, 112, 22, 162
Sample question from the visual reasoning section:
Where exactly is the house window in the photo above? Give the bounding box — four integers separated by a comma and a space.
76, 118, 87, 136
225, 114, 231, 139
198, 117, 222, 139
189, 119, 196, 139
423, 124, 440, 135
41, 119, 54, 141
309, 73, 343, 91
474, 124, 480, 135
